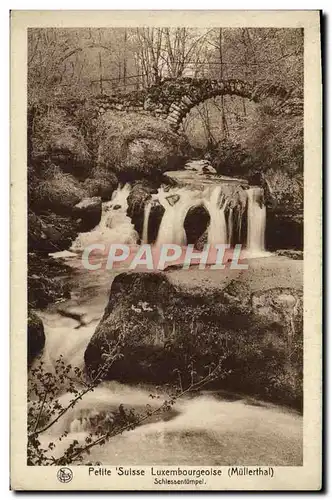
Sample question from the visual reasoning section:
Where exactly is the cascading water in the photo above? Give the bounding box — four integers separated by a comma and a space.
236, 207, 243, 242
154, 187, 200, 246
228, 207, 234, 246
141, 184, 269, 251
142, 201, 152, 244
246, 187, 267, 255
68, 179, 268, 259
204, 186, 229, 245
71, 184, 138, 251
36, 163, 300, 466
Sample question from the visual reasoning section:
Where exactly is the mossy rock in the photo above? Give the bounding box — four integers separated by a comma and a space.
96, 111, 188, 181
84, 260, 303, 409
28, 310, 45, 366
31, 107, 91, 176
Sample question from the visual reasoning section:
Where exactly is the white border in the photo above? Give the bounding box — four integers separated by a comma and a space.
5, 4, 325, 496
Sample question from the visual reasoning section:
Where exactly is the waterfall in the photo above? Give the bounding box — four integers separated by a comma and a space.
155, 187, 199, 246
71, 184, 138, 250
142, 201, 152, 244
204, 186, 228, 245
246, 187, 266, 254
237, 206, 243, 242
228, 207, 234, 246
68, 178, 267, 254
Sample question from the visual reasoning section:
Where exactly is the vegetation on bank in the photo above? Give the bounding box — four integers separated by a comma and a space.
207, 108, 303, 218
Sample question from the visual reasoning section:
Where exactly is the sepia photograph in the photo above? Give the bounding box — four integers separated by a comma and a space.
10, 10, 322, 491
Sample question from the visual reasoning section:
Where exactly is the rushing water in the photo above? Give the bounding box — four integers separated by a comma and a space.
36, 257, 302, 466
204, 186, 228, 245
71, 184, 137, 250
154, 187, 200, 246
70, 163, 268, 254
140, 164, 268, 252
38, 162, 300, 465
142, 202, 152, 244
246, 187, 267, 256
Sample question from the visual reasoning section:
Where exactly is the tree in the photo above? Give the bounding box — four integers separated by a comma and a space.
135, 28, 164, 86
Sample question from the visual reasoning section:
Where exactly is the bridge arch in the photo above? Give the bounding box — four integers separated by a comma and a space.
143, 78, 303, 131
80, 77, 303, 133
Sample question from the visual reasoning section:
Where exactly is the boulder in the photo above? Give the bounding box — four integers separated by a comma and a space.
266, 211, 303, 251
31, 107, 91, 176
28, 310, 45, 366
96, 111, 188, 181
276, 249, 304, 260
85, 256, 303, 408
73, 196, 102, 232
83, 168, 118, 201
84, 272, 175, 382
28, 211, 79, 253
127, 181, 165, 242
29, 164, 87, 216
184, 205, 210, 245
28, 253, 71, 309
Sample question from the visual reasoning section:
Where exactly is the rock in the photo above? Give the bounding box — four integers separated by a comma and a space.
127, 181, 165, 242
184, 205, 210, 245
84, 257, 303, 408
28, 310, 45, 366
31, 107, 91, 176
276, 250, 304, 260
83, 169, 118, 201
266, 212, 303, 251
73, 196, 102, 232
252, 288, 301, 325
29, 165, 87, 216
165, 194, 180, 206
28, 211, 79, 253
195, 230, 208, 251
96, 111, 188, 181
28, 253, 72, 309
84, 272, 176, 382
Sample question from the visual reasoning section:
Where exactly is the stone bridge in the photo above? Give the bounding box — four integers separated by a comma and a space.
60, 77, 303, 132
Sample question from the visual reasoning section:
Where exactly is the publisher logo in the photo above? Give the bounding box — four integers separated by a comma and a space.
57, 467, 73, 483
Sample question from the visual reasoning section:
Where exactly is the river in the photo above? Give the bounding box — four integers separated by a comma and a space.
33, 249, 302, 466
32, 161, 302, 466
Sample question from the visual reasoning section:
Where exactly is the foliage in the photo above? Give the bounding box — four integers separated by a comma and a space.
28, 345, 224, 465
28, 27, 303, 100
30, 106, 91, 174
264, 168, 303, 216
241, 110, 303, 175
209, 139, 250, 177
